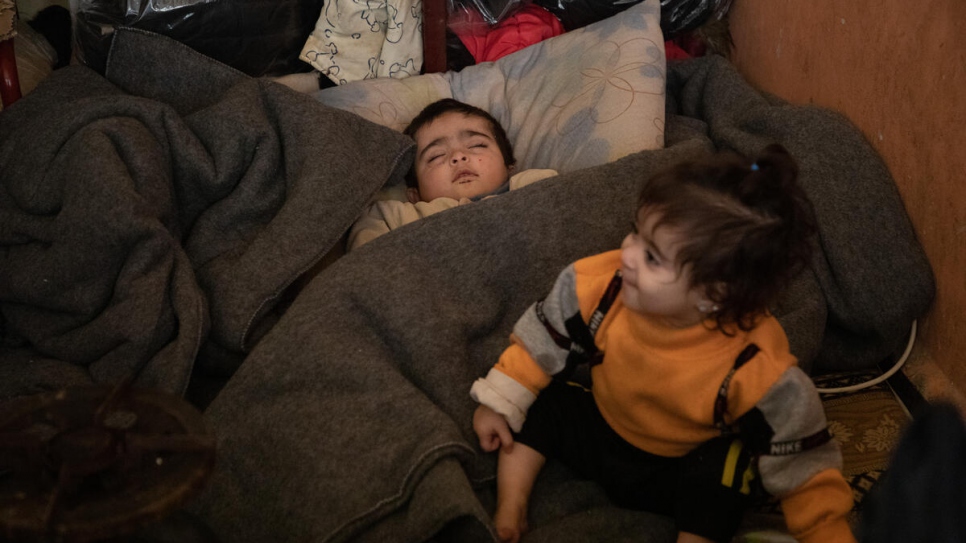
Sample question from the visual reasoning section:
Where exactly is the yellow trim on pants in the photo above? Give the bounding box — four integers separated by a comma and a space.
721, 440, 753, 495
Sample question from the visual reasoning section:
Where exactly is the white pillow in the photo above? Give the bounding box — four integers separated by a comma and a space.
313, 73, 455, 132
312, 0, 665, 174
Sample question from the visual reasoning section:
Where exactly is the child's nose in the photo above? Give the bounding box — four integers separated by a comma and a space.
450, 151, 468, 164
620, 233, 635, 250
619, 235, 636, 266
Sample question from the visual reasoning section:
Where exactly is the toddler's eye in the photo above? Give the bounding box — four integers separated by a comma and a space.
645, 249, 658, 265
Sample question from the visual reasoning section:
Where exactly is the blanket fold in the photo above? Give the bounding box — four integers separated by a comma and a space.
0, 28, 415, 399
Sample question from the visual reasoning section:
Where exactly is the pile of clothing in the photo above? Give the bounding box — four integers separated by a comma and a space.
447, 0, 734, 69
69, 0, 734, 83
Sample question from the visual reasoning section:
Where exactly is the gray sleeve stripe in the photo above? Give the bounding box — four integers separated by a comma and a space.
511, 264, 580, 376
755, 367, 844, 497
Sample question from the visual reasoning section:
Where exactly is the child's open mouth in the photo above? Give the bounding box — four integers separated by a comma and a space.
453, 170, 476, 184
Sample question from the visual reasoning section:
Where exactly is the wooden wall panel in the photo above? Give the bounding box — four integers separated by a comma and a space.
727, 0, 966, 393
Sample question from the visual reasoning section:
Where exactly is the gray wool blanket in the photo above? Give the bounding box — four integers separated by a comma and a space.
0, 27, 934, 543
0, 28, 414, 400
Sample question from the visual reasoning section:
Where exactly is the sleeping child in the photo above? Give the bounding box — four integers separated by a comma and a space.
347, 98, 557, 251
470, 144, 857, 543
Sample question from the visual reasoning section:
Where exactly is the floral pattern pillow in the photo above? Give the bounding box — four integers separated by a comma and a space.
313, 0, 665, 174
301, 0, 424, 85
0, 0, 17, 42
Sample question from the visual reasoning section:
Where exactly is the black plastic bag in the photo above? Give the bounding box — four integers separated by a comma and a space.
660, 0, 732, 37
74, 0, 324, 76
532, 0, 731, 38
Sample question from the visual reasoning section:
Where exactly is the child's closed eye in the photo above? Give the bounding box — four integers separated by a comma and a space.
628, 223, 659, 265
464, 140, 490, 152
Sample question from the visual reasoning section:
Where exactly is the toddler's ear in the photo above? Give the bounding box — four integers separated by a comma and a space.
406, 187, 421, 204
705, 281, 728, 301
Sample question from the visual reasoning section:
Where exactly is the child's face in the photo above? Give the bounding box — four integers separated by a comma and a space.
619, 211, 710, 328
408, 111, 512, 203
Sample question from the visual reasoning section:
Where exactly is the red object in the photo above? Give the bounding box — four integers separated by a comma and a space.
664, 39, 692, 60
672, 32, 707, 58
453, 4, 565, 64
0, 37, 22, 107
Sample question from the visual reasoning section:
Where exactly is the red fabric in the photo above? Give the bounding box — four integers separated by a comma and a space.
672, 32, 707, 58
452, 4, 565, 64
664, 39, 692, 60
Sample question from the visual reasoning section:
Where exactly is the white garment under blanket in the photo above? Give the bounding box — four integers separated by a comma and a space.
300, 0, 423, 85
347, 169, 558, 251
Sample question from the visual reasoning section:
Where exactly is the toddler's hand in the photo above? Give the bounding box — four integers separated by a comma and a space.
473, 404, 514, 453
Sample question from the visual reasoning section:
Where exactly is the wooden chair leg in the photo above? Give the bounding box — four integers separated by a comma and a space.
421, 0, 448, 73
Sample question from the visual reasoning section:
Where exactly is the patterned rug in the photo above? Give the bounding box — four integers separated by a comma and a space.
735, 369, 911, 542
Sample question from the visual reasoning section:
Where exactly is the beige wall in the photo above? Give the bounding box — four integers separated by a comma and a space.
727, 1, 966, 396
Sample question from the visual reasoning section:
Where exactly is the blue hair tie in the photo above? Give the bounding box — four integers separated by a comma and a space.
750, 163, 760, 171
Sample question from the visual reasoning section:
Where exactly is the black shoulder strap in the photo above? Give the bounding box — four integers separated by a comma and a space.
538, 271, 622, 381
717, 344, 834, 456
714, 344, 761, 433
